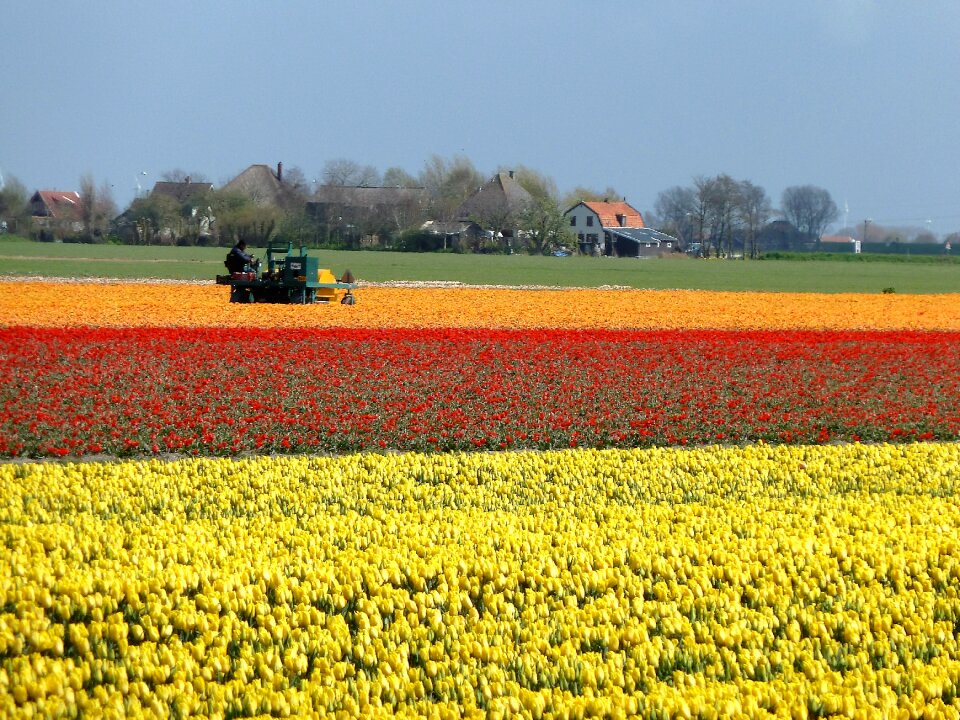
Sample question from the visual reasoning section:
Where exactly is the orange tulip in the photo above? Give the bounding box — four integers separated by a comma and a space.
2, 281, 959, 330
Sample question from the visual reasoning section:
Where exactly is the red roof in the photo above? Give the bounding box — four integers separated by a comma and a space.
582, 201, 644, 229
33, 190, 82, 219
820, 235, 856, 244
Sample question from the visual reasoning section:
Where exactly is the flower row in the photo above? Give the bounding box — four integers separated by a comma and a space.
1, 443, 959, 717
2, 327, 959, 458
3, 281, 960, 330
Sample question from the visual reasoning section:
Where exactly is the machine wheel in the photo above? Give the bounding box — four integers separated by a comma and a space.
341, 293, 356, 306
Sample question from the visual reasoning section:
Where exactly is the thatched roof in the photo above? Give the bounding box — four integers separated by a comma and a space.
221, 163, 290, 208
455, 171, 533, 224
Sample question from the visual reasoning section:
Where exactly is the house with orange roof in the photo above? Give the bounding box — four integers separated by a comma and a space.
564, 200, 677, 257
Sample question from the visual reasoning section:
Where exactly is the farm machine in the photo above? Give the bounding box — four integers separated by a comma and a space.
216, 241, 357, 304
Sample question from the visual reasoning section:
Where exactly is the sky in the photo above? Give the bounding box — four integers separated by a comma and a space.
4, 1, 960, 236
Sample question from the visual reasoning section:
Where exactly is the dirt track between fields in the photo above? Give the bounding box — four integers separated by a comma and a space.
0, 274, 631, 290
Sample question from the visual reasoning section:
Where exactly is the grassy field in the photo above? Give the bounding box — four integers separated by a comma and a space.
1, 236, 959, 293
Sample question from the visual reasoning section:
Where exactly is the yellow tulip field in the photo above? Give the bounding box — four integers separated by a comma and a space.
2, 281, 960, 718
2, 445, 960, 718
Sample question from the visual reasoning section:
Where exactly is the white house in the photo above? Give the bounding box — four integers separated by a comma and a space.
564, 200, 675, 256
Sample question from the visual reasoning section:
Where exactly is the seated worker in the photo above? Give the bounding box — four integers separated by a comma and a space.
225, 241, 256, 274
226, 241, 258, 303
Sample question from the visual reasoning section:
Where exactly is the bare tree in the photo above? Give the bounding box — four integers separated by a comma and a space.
736, 180, 771, 258
654, 185, 696, 249
714, 175, 744, 257
691, 176, 718, 257
780, 185, 838, 246
277, 165, 312, 205
322, 158, 381, 187
78, 174, 117, 242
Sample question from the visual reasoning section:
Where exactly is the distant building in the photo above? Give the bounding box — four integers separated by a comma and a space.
222, 162, 298, 209
307, 186, 429, 246
29, 190, 83, 239
563, 200, 675, 256
113, 179, 216, 244
454, 171, 533, 251
30, 190, 81, 220
756, 220, 805, 252
820, 234, 861, 253
150, 178, 214, 204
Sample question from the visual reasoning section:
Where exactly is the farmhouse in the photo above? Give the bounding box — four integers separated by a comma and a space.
564, 200, 677, 257
222, 162, 299, 209
150, 178, 214, 204
454, 171, 533, 251
307, 185, 429, 246
29, 190, 83, 239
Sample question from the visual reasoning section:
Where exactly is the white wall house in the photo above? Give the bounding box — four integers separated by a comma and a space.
564, 200, 646, 256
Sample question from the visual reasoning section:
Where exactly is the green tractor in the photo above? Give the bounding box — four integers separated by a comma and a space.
216, 241, 357, 304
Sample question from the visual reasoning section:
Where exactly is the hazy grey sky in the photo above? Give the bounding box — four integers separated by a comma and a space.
5, 1, 960, 234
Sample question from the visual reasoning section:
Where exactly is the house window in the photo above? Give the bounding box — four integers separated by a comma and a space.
570, 216, 576, 226
586, 216, 594, 227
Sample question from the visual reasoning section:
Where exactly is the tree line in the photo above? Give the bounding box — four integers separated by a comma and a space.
655, 177, 841, 258
2, 157, 951, 254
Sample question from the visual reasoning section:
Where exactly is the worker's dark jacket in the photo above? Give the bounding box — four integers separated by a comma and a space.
225, 246, 253, 273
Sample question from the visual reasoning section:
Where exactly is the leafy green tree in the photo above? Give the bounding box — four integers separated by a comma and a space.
0, 174, 29, 235
418, 155, 484, 225
559, 185, 623, 212
517, 193, 573, 255
123, 194, 181, 244
383, 167, 419, 188
510, 166, 571, 254
510, 165, 558, 199
209, 190, 280, 247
